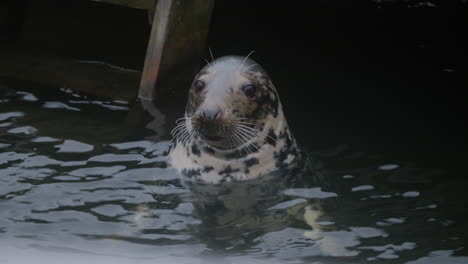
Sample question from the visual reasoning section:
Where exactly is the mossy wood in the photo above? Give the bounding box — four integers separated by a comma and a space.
138, 0, 215, 101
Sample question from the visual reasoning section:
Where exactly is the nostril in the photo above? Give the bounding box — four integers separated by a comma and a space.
213, 110, 220, 120
200, 108, 221, 121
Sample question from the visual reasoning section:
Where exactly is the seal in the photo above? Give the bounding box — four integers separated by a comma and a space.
169, 55, 299, 184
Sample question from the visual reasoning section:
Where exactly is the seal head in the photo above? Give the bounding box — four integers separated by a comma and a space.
170, 56, 298, 183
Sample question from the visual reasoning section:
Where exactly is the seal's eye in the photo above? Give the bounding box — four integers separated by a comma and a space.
194, 80, 205, 93
242, 84, 257, 99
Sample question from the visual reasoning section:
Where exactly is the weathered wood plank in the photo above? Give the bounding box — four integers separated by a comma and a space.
90, 0, 155, 10
138, 0, 215, 101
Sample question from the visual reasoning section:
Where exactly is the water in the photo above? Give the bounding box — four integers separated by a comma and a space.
2, 0, 467, 262
1, 80, 467, 264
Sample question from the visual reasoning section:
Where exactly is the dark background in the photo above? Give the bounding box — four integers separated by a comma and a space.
208, 0, 467, 168
1, 0, 467, 168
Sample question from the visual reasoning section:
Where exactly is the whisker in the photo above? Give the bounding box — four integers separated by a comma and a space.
234, 123, 261, 138
236, 121, 257, 126
171, 115, 195, 142
238, 50, 256, 71
242, 63, 258, 73
222, 125, 241, 150
233, 119, 258, 127
172, 120, 187, 129
236, 130, 258, 140
171, 128, 184, 138
234, 121, 258, 128
188, 131, 196, 144
180, 129, 192, 144
171, 121, 190, 136
235, 125, 260, 136
234, 121, 275, 149
235, 123, 259, 130
232, 128, 248, 146
234, 136, 245, 152
174, 130, 183, 142
265, 133, 277, 143
171, 123, 184, 131
232, 131, 251, 154
171, 127, 184, 138
234, 126, 256, 138
232, 129, 246, 147
234, 118, 261, 126
172, 121, 186, 128
234, 127, 260, 151
227, 134, 239, 150
209, 47, 215, 65
172, 120, 192, 143
175, 116, 191, 123
176, 126, 188, 138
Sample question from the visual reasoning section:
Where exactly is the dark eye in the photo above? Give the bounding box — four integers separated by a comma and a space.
194, 80, 205, 92
242, 84, 257, 99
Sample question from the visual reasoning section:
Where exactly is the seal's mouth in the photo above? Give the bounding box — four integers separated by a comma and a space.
191, 117, 262, 150
197, 130, 234, 149
194, 119, 227, 144
203, 135, 223, 141
199, 134, 234, 150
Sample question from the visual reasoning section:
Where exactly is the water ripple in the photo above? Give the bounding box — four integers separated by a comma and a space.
0, 90, 466, 263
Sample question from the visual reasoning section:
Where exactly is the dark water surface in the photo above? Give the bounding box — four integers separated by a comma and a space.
1, 1, 468, 263
0, 78, 467, 264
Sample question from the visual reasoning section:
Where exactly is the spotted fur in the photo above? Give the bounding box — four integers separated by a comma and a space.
170, 56, 298, 184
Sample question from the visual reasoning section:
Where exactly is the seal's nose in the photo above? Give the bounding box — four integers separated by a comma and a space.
200, 108, 221, 121
195, 107, 223, 139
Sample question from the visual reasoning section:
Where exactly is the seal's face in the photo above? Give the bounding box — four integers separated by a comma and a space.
170, 55, 298, 183
185, 56, 279, 150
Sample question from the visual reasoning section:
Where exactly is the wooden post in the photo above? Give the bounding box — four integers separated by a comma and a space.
138, 0, 215, 101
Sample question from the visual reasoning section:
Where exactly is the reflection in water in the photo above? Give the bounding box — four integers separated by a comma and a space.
186, 172, 297, 251
0, 85, 467, 263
